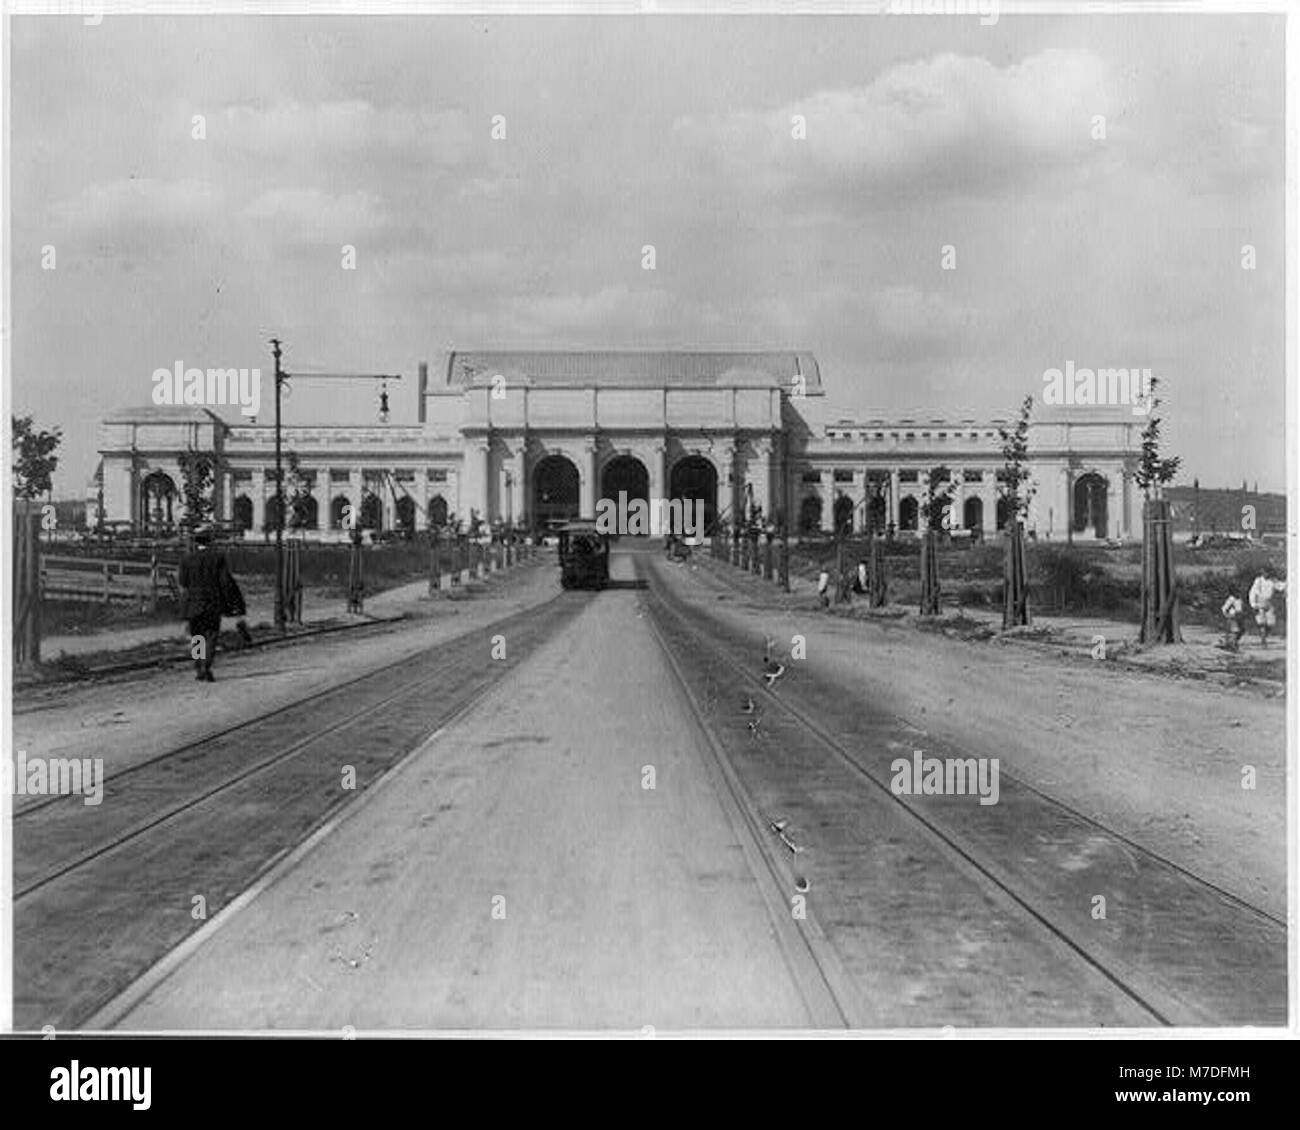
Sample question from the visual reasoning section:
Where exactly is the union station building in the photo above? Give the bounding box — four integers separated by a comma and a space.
94, 350, 1145, 541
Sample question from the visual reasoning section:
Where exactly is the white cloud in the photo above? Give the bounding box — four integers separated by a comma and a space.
48, 177, 221, 233
239, 187, 389, 242
220, 100, 473, 164
676, 49, 1114, 201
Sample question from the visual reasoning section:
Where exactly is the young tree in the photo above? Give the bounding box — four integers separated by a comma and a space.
998, 396, 1035, 628
11, 414, 62, 504
919, 465, 957, 532
284, 450, 315, 532
1135, 376, 1183, 644
177, 449, 215, 532
1134, 376, 1181, 501
917, 466, 954, 616
997, 396, 1036, 528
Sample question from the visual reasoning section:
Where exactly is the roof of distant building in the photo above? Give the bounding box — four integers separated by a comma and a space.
445, 350, 821, 392
103, 406, 229, 425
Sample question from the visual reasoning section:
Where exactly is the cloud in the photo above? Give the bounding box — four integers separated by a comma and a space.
220, 100, 473, 164
239, 187, 389, 243
675, 49, 1115, 204
47, 177, 221, 234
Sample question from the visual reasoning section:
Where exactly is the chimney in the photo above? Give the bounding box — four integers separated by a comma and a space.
417, 360, 428, 423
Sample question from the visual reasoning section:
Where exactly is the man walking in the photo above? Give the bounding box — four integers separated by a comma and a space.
179, 526, 248, 681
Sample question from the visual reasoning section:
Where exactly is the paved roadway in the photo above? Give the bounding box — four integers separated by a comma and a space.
106, 548, 817, 1030
59, 542, 1283, 1031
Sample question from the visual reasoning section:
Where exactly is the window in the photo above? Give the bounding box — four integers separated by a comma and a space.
905, 432, 916, 441
330, 469, 351, 483
964, 470, 983, 483
802, 471, 822, 484
427, 468, 448, 482
899, 470, 919, 484
834, 470, 854, 483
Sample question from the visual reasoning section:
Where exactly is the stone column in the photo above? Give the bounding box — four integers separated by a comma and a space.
415, 474, 429, 531
951, 476, 964, 533
251, 470, 266, 534
462, 440, 491, 526
1106, 473, 1119, 541
510, 444, 526, 529
580, 436, 597, 518
889, 468, 901, 531
819, 479, 833, 532
918, 469, 931, 531
749, 436, 772, 521
349, 469, 363, 529
323, 478, 335, 531
220, 471, 233, 523
718, 442, 737, 523
650, 440, 667, 503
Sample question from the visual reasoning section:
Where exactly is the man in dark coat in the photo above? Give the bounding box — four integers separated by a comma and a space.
179, 527, 248, 681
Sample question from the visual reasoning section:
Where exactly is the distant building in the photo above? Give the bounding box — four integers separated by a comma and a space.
1164, 485, 1285, 539
95, 350, 1146, 540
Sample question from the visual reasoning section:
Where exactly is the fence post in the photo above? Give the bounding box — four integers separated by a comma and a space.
13, 512, 42, 667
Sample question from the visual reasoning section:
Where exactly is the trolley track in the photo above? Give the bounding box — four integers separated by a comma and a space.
13, 592, 582, 1029
638, 553, 1286, 1026
692, 553, 1286, 929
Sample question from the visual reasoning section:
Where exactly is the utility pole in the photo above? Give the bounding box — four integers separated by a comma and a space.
267, 338, 402, 630
272, 338, 286, 631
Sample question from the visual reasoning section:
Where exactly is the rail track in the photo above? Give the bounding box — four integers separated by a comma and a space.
13, 592, 583, 1029
637, 552, 1286, 1027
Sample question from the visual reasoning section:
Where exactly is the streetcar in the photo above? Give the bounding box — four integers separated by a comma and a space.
557, 521, 610, 590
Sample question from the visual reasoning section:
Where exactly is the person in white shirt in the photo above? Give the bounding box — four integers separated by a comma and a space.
1248, 571, 1287, 647
817, 568, 831, 609
1221, 593, 1245, 651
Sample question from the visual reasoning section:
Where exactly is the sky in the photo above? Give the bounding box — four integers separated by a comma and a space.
7, 10, 1287, 497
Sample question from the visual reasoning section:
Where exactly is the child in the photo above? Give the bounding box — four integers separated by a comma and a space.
1220, 593, 1245, 652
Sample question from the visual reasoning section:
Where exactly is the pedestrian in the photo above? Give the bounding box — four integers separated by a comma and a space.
179, 526, 249, 682
1220, 593, 1245, 652
817, 567, 831, 609
1248, 569, 1286, 648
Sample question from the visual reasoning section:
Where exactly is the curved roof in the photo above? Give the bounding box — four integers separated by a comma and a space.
446, 350, 821, 392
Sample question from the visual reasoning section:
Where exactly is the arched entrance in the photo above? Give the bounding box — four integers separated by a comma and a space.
669, 456, 718, 532
533, 455, 580, 529
233, 495, 253, 533
1073, 472, 1109, 538
359, 491, 383, 531
963, 496, 984, 532
600, 456, 649, 508
140, 471, 176, 533
799, 494, 823, 533
833, 494, 855, 535
291, 495, 319, 532
427, 495, 448, 529
996, 495, 1012, 532
899, 495, 919, 532
331, 495, 351, 530
395, 496, 415, 536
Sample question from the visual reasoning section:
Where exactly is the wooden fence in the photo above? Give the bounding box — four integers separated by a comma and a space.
40, 553, 179, 609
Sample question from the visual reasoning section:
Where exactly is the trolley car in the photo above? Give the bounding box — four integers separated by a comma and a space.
557, 521, 610, 590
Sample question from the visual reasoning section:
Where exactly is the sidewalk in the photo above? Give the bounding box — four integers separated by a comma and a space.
38, 562, 533, 660
698, 553, 1286, 691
